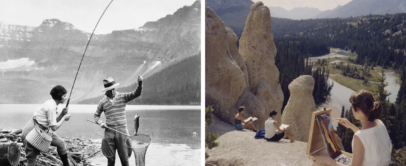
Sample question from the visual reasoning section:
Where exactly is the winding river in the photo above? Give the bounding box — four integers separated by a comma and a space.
309, 50, 400, 111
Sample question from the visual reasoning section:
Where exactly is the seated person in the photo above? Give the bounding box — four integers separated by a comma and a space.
265, 111, 294, 142
234, 106, 257, 132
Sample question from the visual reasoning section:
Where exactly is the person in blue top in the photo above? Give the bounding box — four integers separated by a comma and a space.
234, 106, 257, 132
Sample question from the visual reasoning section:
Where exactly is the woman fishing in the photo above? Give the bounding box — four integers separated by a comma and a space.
21, 85, 72, 166
312, 90, 392, 166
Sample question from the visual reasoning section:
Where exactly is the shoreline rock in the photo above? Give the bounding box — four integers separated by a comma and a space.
0, 129, 101, 166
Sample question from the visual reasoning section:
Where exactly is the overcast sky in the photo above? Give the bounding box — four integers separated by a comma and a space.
0, 0, 196, 34
254, 0, 352, 11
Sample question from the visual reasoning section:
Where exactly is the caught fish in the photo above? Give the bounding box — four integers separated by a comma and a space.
134, 114, 140, 135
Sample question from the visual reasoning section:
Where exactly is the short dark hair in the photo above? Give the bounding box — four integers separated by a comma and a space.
269, 111, 277, 117
349, 90, 382, 122
50, 85, 67, 100
238, 106, 245, 112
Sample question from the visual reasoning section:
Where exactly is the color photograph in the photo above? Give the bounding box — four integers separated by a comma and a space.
205, 0, 406, 165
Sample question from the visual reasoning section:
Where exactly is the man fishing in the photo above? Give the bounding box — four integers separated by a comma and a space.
94, 76, 143, 166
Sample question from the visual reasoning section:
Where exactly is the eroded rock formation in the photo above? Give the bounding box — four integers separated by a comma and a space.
206, 1, 284, 128
205, 3, 246, 123
239, 1, 283, 123
281, 75, 316, 142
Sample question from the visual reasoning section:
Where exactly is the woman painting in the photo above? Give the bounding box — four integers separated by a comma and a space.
313, 90, 391, 166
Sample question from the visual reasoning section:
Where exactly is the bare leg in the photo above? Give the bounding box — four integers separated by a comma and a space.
243, 122, 257, 132
248, 123, 257, 132
284, 128, 294, 142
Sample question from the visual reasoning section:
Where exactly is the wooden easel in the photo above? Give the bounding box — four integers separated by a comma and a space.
307, 109, 352, 159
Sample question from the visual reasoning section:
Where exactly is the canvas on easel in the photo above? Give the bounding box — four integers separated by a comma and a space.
307, 109, 352, 165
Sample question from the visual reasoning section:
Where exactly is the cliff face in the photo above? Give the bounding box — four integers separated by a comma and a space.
239, 2, 283, 124
281, 75, 316, 142
0, 1, 201, 104
205, 3, 247, 123
205, 2, 283, 129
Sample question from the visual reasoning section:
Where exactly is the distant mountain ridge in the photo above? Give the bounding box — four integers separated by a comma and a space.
269, 6, 322, 20
206, 0, 253, 35
316, 0, 406, 18
0, 0, 201, 104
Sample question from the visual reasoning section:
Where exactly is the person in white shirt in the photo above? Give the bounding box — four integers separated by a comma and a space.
21, 85, 72, 166
313, 90, 392, 166
264, 111, 294, 142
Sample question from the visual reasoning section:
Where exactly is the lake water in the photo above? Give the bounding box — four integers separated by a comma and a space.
0, 104, 201, 166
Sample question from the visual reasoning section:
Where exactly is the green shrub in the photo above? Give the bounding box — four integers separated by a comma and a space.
205, 105, 219, 158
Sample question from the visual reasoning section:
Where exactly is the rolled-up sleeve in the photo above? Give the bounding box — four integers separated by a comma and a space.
47, 108, 58, 127
123, 81, 143, 103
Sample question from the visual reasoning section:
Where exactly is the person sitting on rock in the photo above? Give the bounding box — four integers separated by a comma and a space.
264, 111, 294, 142
234, 106, 257, 132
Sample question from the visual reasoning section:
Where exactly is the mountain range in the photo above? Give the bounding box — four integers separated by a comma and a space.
271, 0, 406, 19
316, 0, 406, 18
206, 0, 253, 35
207, 0, 406, 37
0, 0, 201, 104
269, 6, 321, 20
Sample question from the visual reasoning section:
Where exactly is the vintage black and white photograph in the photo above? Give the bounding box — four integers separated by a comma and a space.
0, 0, 201, 165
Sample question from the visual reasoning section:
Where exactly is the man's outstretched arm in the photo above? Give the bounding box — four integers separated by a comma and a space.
124, 76, 143, 102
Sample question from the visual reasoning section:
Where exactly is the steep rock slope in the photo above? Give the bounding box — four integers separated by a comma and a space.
205, 2, 283, 129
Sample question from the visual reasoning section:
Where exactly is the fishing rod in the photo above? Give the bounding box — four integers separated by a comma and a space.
65, 0, 115, 107
87, 120, 130, 136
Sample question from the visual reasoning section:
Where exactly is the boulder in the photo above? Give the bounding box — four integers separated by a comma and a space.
239, 1, 283, 122
281, 75, 316, 142
205, 3, 246, 123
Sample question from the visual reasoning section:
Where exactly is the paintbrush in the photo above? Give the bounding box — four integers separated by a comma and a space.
323, 114, 339, 122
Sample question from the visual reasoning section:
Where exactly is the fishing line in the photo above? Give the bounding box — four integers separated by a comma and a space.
66, 0, 115, 107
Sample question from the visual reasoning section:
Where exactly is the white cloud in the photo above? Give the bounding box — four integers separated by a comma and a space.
255, 0, 352, 11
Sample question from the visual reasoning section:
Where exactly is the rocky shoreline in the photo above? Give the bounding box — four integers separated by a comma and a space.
0, 129, 101, 166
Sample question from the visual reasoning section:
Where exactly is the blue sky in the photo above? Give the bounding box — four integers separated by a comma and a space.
255, 0, 352, 11
0, 0, 197, 34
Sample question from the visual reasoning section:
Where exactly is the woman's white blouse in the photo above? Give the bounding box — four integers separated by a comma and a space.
352, 120, 392, 166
